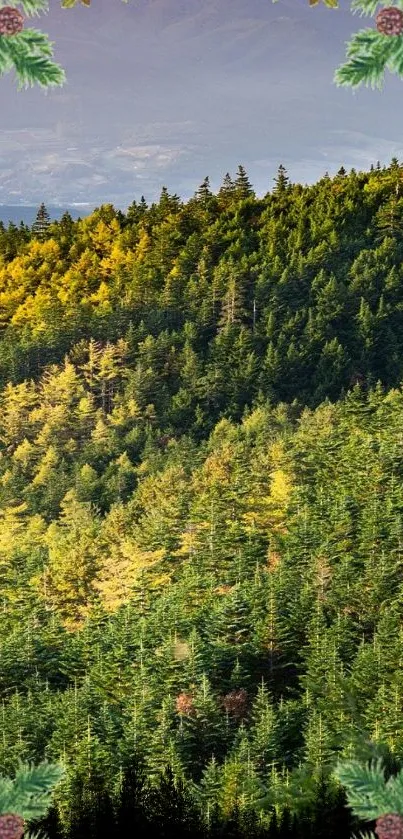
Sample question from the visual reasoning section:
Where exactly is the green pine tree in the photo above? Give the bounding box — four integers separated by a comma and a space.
272, 165, 290, 195
234, 166, 254, 201
32, 204, 51, 241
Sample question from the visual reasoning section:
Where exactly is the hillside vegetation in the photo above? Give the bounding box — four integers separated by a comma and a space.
0, 161, 402, 837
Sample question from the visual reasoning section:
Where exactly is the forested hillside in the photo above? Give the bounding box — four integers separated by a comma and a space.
1, 160, 403, 838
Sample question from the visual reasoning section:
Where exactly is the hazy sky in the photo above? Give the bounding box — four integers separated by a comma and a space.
1, 0, 403, 210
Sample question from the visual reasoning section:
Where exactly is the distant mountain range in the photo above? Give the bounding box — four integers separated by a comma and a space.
0, 206, 95, 228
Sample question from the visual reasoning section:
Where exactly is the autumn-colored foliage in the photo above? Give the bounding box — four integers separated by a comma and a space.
0, 164, 401, 836
176, 692, 196, 717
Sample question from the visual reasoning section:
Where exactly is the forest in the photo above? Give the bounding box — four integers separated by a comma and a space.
1, 159, 403, 837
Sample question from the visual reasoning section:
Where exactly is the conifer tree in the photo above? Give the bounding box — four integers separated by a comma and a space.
32, 204, 51, 241
248, 682, 278, 776
114, 755, 149, 836
196, 759, 224, 832
272, 165, 290, 195
375, 198, 403, 243
147, 766, 203, 839
234, 166, 254, 201
217, 174, 237, 209
176, 675, 225, 778
194, 177, 213, 206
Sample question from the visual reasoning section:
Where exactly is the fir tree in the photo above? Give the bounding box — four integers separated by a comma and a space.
32, 204, 51, 242
218, 174, 237, 208
113, 755, 149, 835
194, 177, 213, 206
234, 166, 254, 201
147, 766, 203, 839
272, 165, 289, 194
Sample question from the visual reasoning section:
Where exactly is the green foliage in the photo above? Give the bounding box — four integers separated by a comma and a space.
6, 0, 403, 91
2, 164, 403, 835
0, 759, 65, 819
0, 3, 65, 91
9, 0, 49, 15
333, 759, 389, 819
273, 0, 403, 88
334, 29, 402, 90
334, 758, 403, 825
0, 0, 135, 90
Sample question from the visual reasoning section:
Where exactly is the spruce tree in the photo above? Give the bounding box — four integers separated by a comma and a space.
272, 165, 289, 195
147, 766, 203, 839
32, 203, 51, 241
114, 755, 149, 836
234, 166, 254, 201
194, 177, 213, 206
86, 772, 116, 839
217, 174, 237, 208
176, 675, 225, 778
375, 198, 403, 243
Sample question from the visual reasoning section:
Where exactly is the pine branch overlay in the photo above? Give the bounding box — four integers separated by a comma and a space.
0, 29, 65, 89
334, 28, 403, 89
282, 0, 403, 89
3, 0, 403, 91
0, 0, 135, 89
334, 759, 403, 839
4, 0, 49, 17
0, 1, 65, 89
321, 0, 403, 88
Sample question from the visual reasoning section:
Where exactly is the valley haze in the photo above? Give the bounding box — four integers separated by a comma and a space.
1, 0, 403, 207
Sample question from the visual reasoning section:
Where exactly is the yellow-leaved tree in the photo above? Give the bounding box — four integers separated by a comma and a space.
241, 438, 294, 569
0, 502, 47, 618
40, 489, 102, 631
93, 502, 166, 614
0, 380, 38, 454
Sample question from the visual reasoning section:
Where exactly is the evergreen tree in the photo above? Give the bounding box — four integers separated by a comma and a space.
272, 165, 290, 194
218, 174, 237, 208
114, 755, 150, 836
234, 166, 254, 201
147, 766, 203, 838
375, 198, 403, 243
32, 203, 51, 241
194, 177, 213, 206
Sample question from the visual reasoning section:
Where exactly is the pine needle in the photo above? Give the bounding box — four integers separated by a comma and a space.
0, 30, 65, 89
0, 761, 65, 820
6, 0, 50, 17
333, 759, 390, 820
334, 32, 396, 89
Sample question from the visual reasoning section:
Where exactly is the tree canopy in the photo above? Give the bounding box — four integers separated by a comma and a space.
0, 161, 400, 834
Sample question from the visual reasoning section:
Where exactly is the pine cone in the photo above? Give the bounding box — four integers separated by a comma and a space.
0, 814, 25, 839
375, 813, 403, 839
376, 6, 403, 35
0, 7, 24, 36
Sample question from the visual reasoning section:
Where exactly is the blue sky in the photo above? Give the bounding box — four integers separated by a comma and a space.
1, 0, 403, 210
